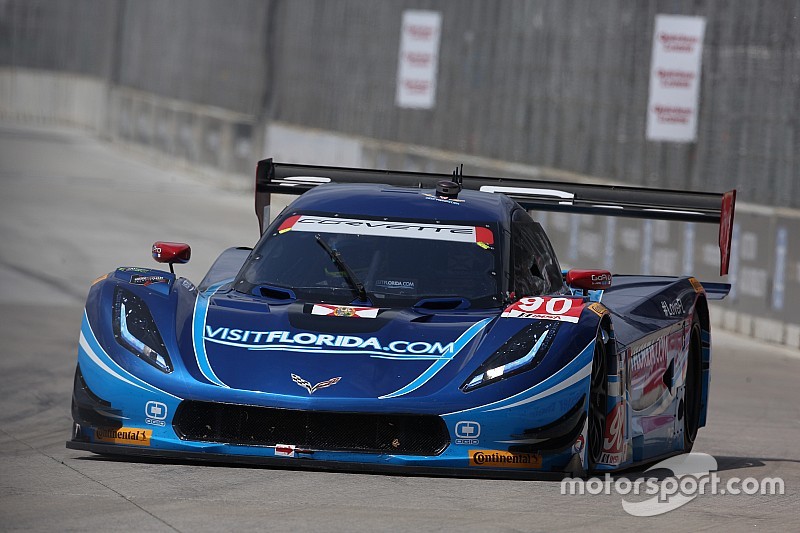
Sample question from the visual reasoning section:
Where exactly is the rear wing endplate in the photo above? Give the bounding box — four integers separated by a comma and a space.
255, 158, 736, 276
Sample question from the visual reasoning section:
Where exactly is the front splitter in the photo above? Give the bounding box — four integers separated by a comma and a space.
66, 440, 575, 481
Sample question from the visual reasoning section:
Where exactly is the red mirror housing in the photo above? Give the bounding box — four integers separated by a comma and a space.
566, 269, 612, 291
152, 242, 191, 265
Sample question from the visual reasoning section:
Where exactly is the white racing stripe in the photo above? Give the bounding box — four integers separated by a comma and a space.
479, 186, 574, 201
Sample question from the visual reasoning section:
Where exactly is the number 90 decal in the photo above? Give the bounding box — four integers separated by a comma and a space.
502, 297, 583, 323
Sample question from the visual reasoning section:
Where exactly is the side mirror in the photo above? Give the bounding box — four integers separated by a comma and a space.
566, 269, 612, 291
152, 242, 191, 273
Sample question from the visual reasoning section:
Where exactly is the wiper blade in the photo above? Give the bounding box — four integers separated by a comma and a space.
314, 234, 369, 303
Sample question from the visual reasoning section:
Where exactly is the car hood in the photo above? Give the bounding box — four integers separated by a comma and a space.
182, 289, 500, 399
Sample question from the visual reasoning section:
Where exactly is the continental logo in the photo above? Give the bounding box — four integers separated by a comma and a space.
588, 302, 608, 317
469, 450, 542, 468
688, 277, 704, 294
95, 427, 152, 446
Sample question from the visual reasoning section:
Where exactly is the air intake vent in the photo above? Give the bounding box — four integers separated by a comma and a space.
173, 401, 450, 456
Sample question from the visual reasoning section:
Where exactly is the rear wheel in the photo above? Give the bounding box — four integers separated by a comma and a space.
588, 330, 608, 470
683, 314, 703, 451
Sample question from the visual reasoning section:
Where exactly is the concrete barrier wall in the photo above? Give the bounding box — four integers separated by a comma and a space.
0, 69, 264, 188
1, 69, 797, 349
106, 87, 262, 189
0, 68, 107, 131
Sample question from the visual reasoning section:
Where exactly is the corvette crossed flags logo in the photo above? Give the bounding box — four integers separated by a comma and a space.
291, 373, 342, 395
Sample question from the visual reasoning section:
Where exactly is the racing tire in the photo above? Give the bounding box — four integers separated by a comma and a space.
682, 312, 703, 451
587, 329, 608, 471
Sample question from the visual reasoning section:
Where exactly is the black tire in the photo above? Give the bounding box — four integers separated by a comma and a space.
587, 330, 608, 470
683, 314, 703, 451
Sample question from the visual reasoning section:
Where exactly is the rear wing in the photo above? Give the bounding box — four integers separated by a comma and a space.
255, 158, 736, 276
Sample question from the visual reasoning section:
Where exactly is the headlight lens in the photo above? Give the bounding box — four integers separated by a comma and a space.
462, 322, 558, 391
113, 287, 172, 373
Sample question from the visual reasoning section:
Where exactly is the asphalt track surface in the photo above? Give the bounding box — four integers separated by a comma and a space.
0, 122, 798, 532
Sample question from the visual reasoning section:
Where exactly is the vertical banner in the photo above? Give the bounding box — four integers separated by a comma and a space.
396, 10, 442, 109
646, 15, 706, 142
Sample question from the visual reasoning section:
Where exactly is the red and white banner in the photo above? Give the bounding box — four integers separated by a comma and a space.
646, 15, 706, 142
396, 10, 441, 109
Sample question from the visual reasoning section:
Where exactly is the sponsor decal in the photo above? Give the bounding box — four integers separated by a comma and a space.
629, 329, 685, 410
630, 338, 668, 382
181, 278, 195, 291
688, 277, 704, 294
469, 450, 542, 469
95, 427, 152, 446
422, 192, 465, 206
590, 273, 612, 287
274, 215, 494, 247
501, 297, 583, 323
588, 302, 608, 317
274, 444, 296, 457
311, 304, 379, 319
291, 373, 342, 395
376, 279, 416, 290
629, 332, 681, 397
661, 298, 685, 317
118, 267, 151, 273
455, 421, 481, 445
204, 326, 456, 360
130, 275, 169, 286
145, 401, 167, 427
599, 403, 625, 466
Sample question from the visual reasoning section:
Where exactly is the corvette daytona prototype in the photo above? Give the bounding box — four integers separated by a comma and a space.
67, 160, 736, 478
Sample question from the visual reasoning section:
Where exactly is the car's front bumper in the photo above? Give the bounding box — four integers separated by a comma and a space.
69, 312, 595, 479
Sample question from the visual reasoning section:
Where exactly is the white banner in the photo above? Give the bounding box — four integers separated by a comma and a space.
396, 10, 442, 109
278, 215, 494, 245
646, 15, 706, 142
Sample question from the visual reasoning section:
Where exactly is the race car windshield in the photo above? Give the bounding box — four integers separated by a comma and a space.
237, 213, 501, 309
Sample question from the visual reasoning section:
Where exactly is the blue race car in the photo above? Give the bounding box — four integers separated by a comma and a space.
67, 160, 736, 478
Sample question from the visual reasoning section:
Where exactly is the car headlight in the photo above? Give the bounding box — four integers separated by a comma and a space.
462, 322, 558, 391
113, 287, 172, 373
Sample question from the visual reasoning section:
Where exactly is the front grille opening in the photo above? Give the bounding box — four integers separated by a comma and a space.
173, 401, 450, 456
